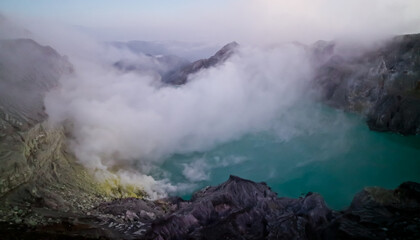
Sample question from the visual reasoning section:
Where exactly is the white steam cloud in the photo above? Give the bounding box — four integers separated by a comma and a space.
182, 155, 247, 182
40, 41, 316, 197
45, 44, 313, 171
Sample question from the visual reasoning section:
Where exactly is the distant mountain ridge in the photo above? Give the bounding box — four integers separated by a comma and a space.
162, 41, 239, 85
111, 41, 239, 86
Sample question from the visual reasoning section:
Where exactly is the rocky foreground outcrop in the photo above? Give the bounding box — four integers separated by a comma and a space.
1, 176, 419, 240
313, 33, 420, 135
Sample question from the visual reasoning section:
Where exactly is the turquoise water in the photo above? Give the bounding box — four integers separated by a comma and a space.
155, 104, 420, 210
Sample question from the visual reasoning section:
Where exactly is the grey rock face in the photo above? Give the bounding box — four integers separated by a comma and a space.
145, 175, 333, 240
313, 33, 420, 135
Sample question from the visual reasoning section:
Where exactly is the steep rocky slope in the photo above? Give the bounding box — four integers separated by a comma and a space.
313, 33, 420, 135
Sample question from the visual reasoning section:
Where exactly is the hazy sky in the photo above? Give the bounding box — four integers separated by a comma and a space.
2, 0, 420, 44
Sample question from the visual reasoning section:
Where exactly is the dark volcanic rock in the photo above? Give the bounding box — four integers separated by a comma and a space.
326, 181, 420, 240
2, 176, 420, 239
313, 33, 420, 135
142, 177, 420, 240
145, 175, 333, 240
367, 95, 420, 134
162, 41, 239, 85
102, 177, 420, 240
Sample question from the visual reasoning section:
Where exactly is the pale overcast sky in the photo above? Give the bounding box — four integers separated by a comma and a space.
1, 0, 420, 43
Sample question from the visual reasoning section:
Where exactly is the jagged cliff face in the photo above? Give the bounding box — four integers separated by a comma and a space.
313, 34, 420, 135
